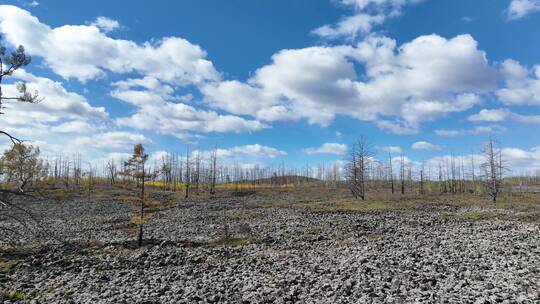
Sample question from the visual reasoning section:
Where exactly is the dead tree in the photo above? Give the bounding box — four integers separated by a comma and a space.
194, 149, 200, 195
347, 145, 359, 199
210, 146, 218, 195
481, 136, 504, 204
185, 146, 190, 199
400, 152, 406, 195
388, 152, 395, 194
420, 160, 425, 195
347, 137, 372, 200
124, 144, 149, 247
470, 153, 476, 194
106, 159, 117, 185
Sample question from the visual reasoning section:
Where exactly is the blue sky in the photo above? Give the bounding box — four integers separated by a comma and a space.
1, 0, 540, 171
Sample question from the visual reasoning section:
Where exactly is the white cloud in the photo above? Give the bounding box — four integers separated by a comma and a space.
469, 108, 540, 123
497, 59, 540, 106
229, 144, 287, 158
507, 0, 540, 20
197, 144, 287, 160
0, 6, 261, 145
89, 16, 120, 33
24, 1, 39, 7
2, 70, 107, 125
73, 131, 152, 149
92, 152, 132, 166
111, 79, 268, 140
0, 69, 108, 146
0, 5, 220, 83
304, 143, 348, 155
50, 120, 95, 133
378, 145, 402, 154
313, 0, 423, 39
435, 126, 505, 137
411, 141, 440, 150
313, 13, 385, 39
375, 120, 419, 135
203, 34, 495, 134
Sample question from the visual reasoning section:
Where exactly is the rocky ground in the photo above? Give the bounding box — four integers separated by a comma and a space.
1, 190, 539, 303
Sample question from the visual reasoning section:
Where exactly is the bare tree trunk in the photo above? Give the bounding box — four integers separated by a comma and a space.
482, 135, 502, 204
471, 153, 476, 194
210, 146, 217, 195
185, 146, 190, 199
137, 163, 145, 247
195, 149, 200, 195
400, 153, 405, 195
420, 160, 425, 195
388, 153, 394, 194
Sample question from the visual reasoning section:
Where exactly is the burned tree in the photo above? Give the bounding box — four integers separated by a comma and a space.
210, 146, 218, 195
106, 159, 117, 185
400, 152, 406, 195
124, 144, 149, 247
194, 149, 201, 195
346, 137, 372, 200
419, 159, 425, 195
481, 136, 505, 204
388, 152, 395, 194
185, 146, 190, 198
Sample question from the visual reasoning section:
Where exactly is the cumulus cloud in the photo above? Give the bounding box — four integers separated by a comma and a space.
0, 6, 272, 143
411, 141, 440, 150
0, 5, 220, 83
377, 145, 402, 154
73, 131, 152, 149
435, 126, 505, 137
50, 121, 96, 133
507, 0, 540, 20
313, 0, 423, 39
497, 59, 540, 106
89, 16, 120, 33
313, 13, 385, 39
2, 70, 107, 124
469, 108, 540, 123
196, 144, 287, 160
111, 78, 268, 140
304, 143, 348, 155
203, 34, 496, 134
0, 69, 107, 143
